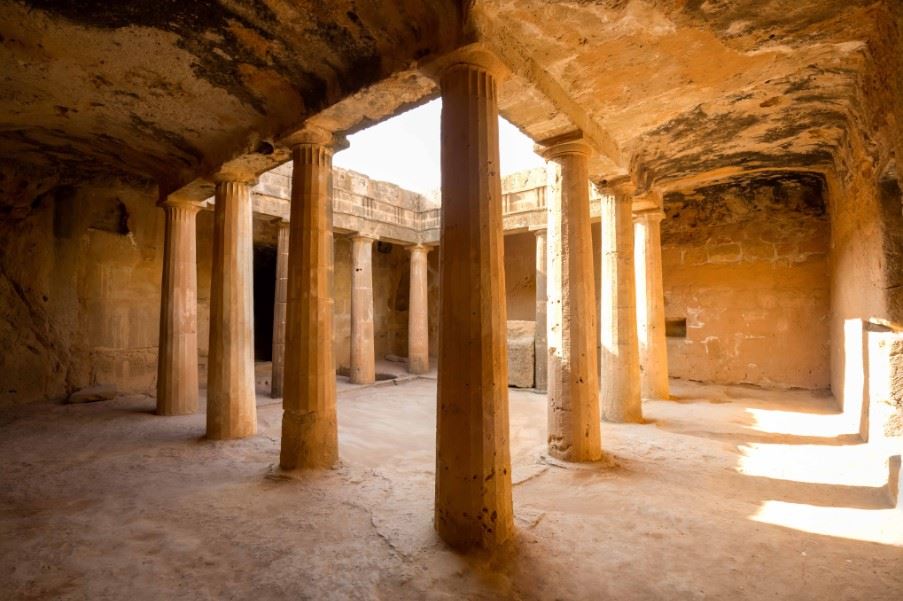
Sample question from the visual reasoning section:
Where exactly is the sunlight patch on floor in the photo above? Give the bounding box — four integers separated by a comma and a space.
751, 500, 903, 546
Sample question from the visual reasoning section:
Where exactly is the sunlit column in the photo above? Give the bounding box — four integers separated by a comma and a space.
407, 244, 431, 374
271, 219, 290, 398
207, 176, 258, 439
434, 48, 514, 549
634, 208, 670, 400
542, 135, 602, 461
350, 234, 376, 384
280, 128, 339, 470
599, 188, 642, 422
156, 196, 203, 416
533, 227, 548, 392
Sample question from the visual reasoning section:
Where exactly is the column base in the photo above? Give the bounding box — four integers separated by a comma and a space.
279, 409, 338, 470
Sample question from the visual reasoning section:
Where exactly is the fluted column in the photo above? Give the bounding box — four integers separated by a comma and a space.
600, 189, 642, 422
207, 177, 257, 439
156, 197, 202, 415
271, 219, 290, 398
407, 244, 431, 374
434, 49, 514, 549
635, 208, 670, 400
280, 128, 338, 470
542, 136, 601, 462
350, 235, 376, 384
534, 228, 548, 392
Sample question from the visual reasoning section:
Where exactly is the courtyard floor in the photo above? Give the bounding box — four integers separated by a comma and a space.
1, 378, 901, 600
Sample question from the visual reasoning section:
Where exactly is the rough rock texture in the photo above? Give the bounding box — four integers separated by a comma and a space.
662, 173, 830, 389
506, 320, 535, 388
65, 384, 116, 404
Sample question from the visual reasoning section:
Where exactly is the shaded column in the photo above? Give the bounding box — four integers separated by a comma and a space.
280, 128, 338, 470
207, 177, 257, 439
407, 244, 431, 374
542, 136, 601, 462
350, 235, 376, 384
270, 219, 290, 398
434, 49, 514, 549
634, 208, 670, 400
156, 196, 202, 415
533, 228, 548, 392
599, 189, 642, 422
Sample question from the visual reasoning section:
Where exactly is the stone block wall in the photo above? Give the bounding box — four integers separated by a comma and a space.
661, 174, 831, 390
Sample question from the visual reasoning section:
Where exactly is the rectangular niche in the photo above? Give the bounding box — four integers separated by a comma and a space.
666, 318, 687, 339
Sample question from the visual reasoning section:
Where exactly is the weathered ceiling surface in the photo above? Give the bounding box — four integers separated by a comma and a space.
0, 0, 899, 205
477, 0, 900, 188
0, 0, 461, 191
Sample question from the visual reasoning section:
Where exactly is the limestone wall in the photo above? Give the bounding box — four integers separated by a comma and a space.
661, 174, 831, 390
828, 129, 903, 434
0, 181, 164, 407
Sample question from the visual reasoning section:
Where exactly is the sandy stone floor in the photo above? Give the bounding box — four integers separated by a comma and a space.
1, 378, 901, 600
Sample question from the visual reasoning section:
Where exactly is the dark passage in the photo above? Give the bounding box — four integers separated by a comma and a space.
253, 244, 277, 361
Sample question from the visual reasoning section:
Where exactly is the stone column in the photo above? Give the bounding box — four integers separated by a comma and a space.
434, 48, 513, 549
207, 177, 257, 440
542, 136, 601, 462
280, 128, 338, 470
634, 208, 670, 400
533, 228, 548, 392
407, 244, 430, 374
599, 190, 642, 422
350, 234, 376, 384
156, 196, 202, 416
271, 219, 290, 398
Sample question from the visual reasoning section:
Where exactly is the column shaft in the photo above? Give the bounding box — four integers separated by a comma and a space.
156, 199, 201, 415
534, 229, 548, 392
280, 136, 338, 470
635, 210, 670, 400
600, 192, 642, 422
407, 245, 430, 374
435, 55, 514, 549
544, 141, 601, 462
350, 236, 376, 384
271, 220, 290, 398
207, 180, 257, 439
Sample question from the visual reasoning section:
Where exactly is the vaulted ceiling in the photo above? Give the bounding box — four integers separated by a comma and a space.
0, 0, 899, 201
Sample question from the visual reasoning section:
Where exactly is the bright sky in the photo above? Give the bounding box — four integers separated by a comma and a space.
333, 98, 545, 196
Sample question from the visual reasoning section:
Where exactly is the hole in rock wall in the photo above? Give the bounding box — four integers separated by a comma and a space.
88, 198, 130, 235
666, 318, 688, 338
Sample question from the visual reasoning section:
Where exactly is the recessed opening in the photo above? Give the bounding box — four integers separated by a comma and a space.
666, 318, 687, 338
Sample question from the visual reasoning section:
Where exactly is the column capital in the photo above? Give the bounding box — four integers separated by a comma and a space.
424, 43, 509, 82
406, 243, 433, 254
158, 194, 205, 212
210, 168, 258, 186
530, 226, 548, 237
536, 131, 593, 161
350, 233, 377, 244
633, 208, 666, 223
282, 126, 348, 151
275, 217, 290, 229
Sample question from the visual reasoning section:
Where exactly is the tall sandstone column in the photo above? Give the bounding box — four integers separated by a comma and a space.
635, 208, 670, 400
534, 228, 548, 392
407, 244, 430, 374
207, 177, 257, 439
599, 189, 642, 422
350, 235, 376, 384
543, 137, 601, 462
156, 196, 202, 415
271, 219, 290, 398
434, 49, 514, 549
280, 128, 338, 470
